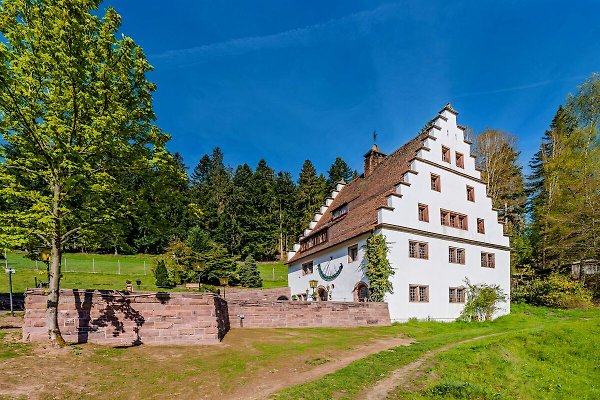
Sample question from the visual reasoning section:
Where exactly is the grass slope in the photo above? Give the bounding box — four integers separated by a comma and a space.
274, 304, 600, 399
0, 251, 287, 293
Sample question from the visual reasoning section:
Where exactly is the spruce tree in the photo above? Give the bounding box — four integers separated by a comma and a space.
239, 254, 263, 288
154, 260, 171, 288
249, 160, 278, 260
295, 160, 327, 235
326, 156, 353, 191
274, 172, 297, 258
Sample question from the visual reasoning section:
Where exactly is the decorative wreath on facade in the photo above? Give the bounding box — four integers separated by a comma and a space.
317, 260, 343, 281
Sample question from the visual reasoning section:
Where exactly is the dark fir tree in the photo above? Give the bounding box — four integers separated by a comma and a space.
326, 156, 353, 192
225, 164, 254, 255
239, 254, 263, 288
154, 260, 171, 288
274, 171, 297, 258
190, 147, 233, 244
295, 160, 327, 237
247, 160, 278, 260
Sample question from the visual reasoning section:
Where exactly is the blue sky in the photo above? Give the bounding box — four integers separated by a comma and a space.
108, 0, 599, 177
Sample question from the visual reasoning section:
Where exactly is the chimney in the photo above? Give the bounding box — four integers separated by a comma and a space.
364, 144, 386, 177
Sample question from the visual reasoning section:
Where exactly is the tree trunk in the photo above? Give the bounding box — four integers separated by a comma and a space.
47, 183, 66, 346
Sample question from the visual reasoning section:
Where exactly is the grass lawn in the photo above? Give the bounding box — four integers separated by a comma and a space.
0, 251, 288, 294
1, 304, 599, 399
273, 304, 600, 399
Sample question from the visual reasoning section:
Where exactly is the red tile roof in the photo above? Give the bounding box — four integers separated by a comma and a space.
288, 131, 429, 264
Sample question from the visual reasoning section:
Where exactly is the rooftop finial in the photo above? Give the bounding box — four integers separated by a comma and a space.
373, 130, 377, 144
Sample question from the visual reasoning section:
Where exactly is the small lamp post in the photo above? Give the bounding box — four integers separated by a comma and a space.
218, 277, 229, 299
40, 248, 51, 287
4, 267, 15, 316
309, 279, 318, 300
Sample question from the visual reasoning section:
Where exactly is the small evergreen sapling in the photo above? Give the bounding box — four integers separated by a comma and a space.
154, 260, 171, 288
239, 255, 263, 288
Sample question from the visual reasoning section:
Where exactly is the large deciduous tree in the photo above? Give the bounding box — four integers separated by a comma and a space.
0, 0, 168, 345
472, 128, 526, 235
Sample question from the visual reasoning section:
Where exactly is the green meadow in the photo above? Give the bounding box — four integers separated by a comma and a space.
0, 251, 287, 293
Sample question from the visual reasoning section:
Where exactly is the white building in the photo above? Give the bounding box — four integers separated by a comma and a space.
287, 104, 510, 322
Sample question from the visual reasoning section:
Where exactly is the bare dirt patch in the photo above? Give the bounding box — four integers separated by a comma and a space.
0, 315, 411, 400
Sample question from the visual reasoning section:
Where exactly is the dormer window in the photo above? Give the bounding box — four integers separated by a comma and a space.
332, 204, 348, 219
299, 229, 328, 252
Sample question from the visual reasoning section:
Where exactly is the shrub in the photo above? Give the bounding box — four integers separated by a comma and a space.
154, 260, 171, 288
512, 274, 593, 308
238, 254, 262, 288
583, 273, 600, 302
459, 279, 507, 321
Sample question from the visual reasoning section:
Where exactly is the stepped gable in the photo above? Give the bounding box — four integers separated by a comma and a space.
289, 131, 429, 263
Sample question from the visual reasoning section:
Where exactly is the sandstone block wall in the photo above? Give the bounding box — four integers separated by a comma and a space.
23, 289, 229, 345
224, 287, 291, 302
228, 300, 391, 328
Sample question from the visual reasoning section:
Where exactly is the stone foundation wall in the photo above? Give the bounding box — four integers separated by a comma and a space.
228, 300, 391, 328
224, 287, 291, 302
23, 290, 229, 345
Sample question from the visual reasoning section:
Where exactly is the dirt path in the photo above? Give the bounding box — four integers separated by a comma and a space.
228, 336, 415, 400
361, 333, 504, 400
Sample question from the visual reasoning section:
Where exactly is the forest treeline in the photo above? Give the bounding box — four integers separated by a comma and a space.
3, 75, 597, 275
47, 150, 354, 260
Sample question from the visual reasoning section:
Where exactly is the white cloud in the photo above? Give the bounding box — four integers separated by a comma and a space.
151, 3, 400, 67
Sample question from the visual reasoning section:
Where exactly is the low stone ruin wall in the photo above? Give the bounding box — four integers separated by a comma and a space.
23, 288, 391, 346
228, 300, 391, 329
23, 289, 229, 345
224, 287, 291, 302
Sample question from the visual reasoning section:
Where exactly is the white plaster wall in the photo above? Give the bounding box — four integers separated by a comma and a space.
381, 227, 510, 322
287, 106, 511, 322
288, 234, 370, 301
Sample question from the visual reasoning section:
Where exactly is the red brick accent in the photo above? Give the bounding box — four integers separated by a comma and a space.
228, 300, 391, 328
23, 289, 229, 345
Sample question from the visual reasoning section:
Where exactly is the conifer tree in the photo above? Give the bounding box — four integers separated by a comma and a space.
154, 260, 171, 288
190, 147, 233, 244
295, 160, 327, 235
274, 172, 297, 258
326, 156, 353, 191
248, 160, 278, 260
225, 164, 254, 255
239, 254, 262, 288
